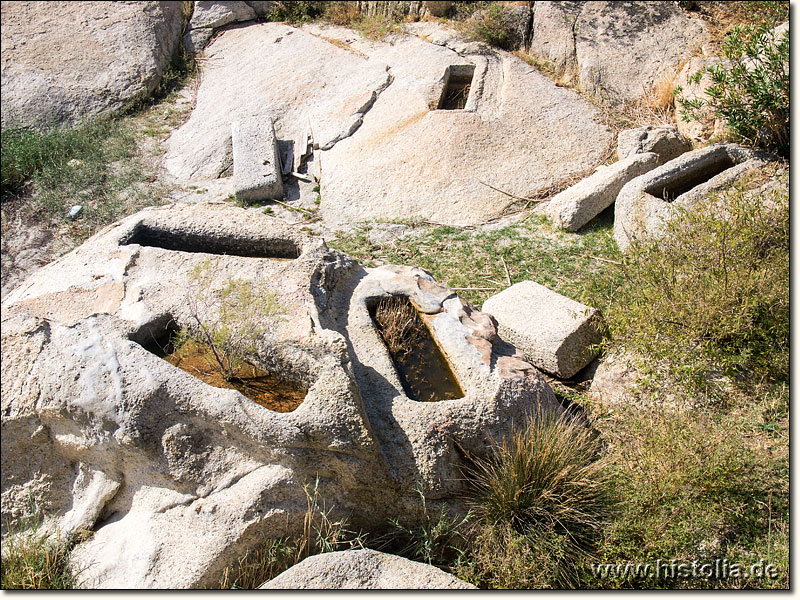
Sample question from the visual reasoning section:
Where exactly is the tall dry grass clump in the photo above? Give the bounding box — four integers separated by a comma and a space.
463, 408, 612, 587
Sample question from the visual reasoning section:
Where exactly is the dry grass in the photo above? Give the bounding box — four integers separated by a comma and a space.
218, 480, 365, 589
322, 1, 361, 25
1, 528, 76, 589
463, 407, 613, 588
372, 296, 425, 357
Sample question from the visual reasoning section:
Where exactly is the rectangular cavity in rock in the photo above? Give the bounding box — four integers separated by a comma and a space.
645, 154, 735, 201
133, 320, 307, 413
368, 296, 464, 402
437, 65, 475, 110
121, 223, 299, 259
232, 116, 284, 202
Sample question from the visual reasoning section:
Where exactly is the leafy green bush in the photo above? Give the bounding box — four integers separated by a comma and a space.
464, 409, 612, 587
266, 1, 327, 24
678, 23, 788, 156
600, 173, 788, 397
456, 2, 517, 49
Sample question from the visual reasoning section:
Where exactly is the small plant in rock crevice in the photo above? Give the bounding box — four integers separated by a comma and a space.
382, 484, 471, 569
179, 260, 283, 383
217, 478, 365, 589
0, 498, 82, 590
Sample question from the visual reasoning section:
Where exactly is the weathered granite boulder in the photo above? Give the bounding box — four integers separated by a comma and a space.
1, 203, 556, 588
164, 21, 612, 227
183, 0, 257, 53
232, 115, 284, 201
244, 1, 279, 17
674, 56, 729, 143
482, 281, 607, 379
528, 1, 582, 82
261, 549, 476, 589
529, 1, 708, 104
617, 125, 692, 163
614, 144, 770, 251
546, 152, 659, 232
423, 1, 453, 18
0, 1, 184, 128
588, 352, 641, 405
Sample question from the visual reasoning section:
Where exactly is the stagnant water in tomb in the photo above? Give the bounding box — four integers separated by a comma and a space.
153, 337, 306, 412
370, 296, 464, 402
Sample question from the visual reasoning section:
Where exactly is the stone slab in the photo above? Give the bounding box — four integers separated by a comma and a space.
482, 281, 606, 379
232, 116, 283, 202
547, 152, 659, 232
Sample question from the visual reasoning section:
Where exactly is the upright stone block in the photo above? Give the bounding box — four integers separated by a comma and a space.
232, 116, 283, 203
482, 281, 606, 379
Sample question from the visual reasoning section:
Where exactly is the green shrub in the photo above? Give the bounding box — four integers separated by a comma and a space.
266, 1, 327, 24
600, 173, 788, 397
456, 2, 517, 49
677, 22, 788, 156
464, 408, 613, 587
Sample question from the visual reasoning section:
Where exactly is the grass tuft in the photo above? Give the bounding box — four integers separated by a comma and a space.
463, 408, 612, 587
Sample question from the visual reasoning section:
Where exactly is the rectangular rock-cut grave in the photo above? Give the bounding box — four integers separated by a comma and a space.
645, 153, 735, 202
121, 222, 299, 259
369, 295, 464, 402
133, 318, 307, 412
437, 64, 476, 110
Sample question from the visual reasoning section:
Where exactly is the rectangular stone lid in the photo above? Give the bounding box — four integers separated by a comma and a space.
482, 280, 604, 379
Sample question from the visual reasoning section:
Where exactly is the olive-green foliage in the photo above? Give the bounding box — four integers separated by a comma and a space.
464, 409, 612, 588
182, 260, 283, 381
266, 1, 327, 24
678, 22, 789, 156
591, 393, 788, 589
0, 531, 74, 589
597, 176, 788, 397
459, 521, 580, 589
455, 2, 517, 49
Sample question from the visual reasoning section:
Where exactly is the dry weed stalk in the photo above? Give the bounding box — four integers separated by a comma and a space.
373, 296, 425, 357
